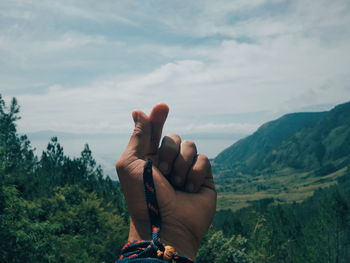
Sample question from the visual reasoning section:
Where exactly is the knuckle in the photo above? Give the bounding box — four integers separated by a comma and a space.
198, 154, 209, 163
198, 154, 211, 168
161, 136, 180, 153
182, 140, 196, 149
115, 159, 126, 172
168, 133, 181, 143
192, 165, 206, 175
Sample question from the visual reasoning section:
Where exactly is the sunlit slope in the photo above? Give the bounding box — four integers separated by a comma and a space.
214, 102, 350, 210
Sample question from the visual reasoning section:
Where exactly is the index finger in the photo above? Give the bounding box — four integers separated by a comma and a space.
149, 103, 169, 155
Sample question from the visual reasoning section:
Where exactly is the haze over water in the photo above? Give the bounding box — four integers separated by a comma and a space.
27, 132, 237, 180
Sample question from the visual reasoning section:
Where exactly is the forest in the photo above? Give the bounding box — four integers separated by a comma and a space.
0, 95, 128, 263
1, 94, 350, 263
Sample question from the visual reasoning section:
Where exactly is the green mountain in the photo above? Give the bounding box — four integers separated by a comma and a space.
214, 102, 350, 210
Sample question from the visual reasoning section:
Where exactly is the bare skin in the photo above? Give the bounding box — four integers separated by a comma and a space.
116, 104, 217, 259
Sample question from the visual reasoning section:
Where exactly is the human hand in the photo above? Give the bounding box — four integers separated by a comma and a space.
116, 104, 216, 259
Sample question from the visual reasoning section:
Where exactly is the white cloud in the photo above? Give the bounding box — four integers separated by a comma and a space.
1, 0, 349, 139
156, 0, 350, 40
42, 33, 112, 51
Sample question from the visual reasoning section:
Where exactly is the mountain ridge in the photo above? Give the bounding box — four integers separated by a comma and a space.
213, 101, 350, 210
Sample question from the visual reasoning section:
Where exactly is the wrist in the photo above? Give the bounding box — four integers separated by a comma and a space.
159, 229, 198, 260
128, 217, 198, 260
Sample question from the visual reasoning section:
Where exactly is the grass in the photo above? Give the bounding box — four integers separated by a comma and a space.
215, 167, 348, 211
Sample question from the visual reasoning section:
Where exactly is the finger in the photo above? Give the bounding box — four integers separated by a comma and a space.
197, 159, 216, 207
126, 110, 151, 158
158, 134, 181, 176
171, 140, 197, 187
149, 103, 169, 155
201, 159, 215, 192
185, 154, 209, 193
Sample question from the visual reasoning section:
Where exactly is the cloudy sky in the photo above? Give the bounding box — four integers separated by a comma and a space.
1, 0, 350, 173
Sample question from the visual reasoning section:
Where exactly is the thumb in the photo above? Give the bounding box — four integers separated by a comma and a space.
126, 110, 151, 158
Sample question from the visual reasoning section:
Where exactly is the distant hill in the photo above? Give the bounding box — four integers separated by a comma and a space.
214, 101, 350, 210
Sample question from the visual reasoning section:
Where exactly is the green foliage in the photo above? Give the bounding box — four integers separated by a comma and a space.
208, 171, 350, 262
0, 185, 128, 263
0, 95, 36, 179
197, 231, 250, 263
0, 95, 128, 263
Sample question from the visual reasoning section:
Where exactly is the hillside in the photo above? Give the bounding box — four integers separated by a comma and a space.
214, 102, 350, 210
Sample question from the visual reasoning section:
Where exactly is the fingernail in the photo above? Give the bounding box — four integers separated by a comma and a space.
186, 183, 194, 192
159, 162, 168, 173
